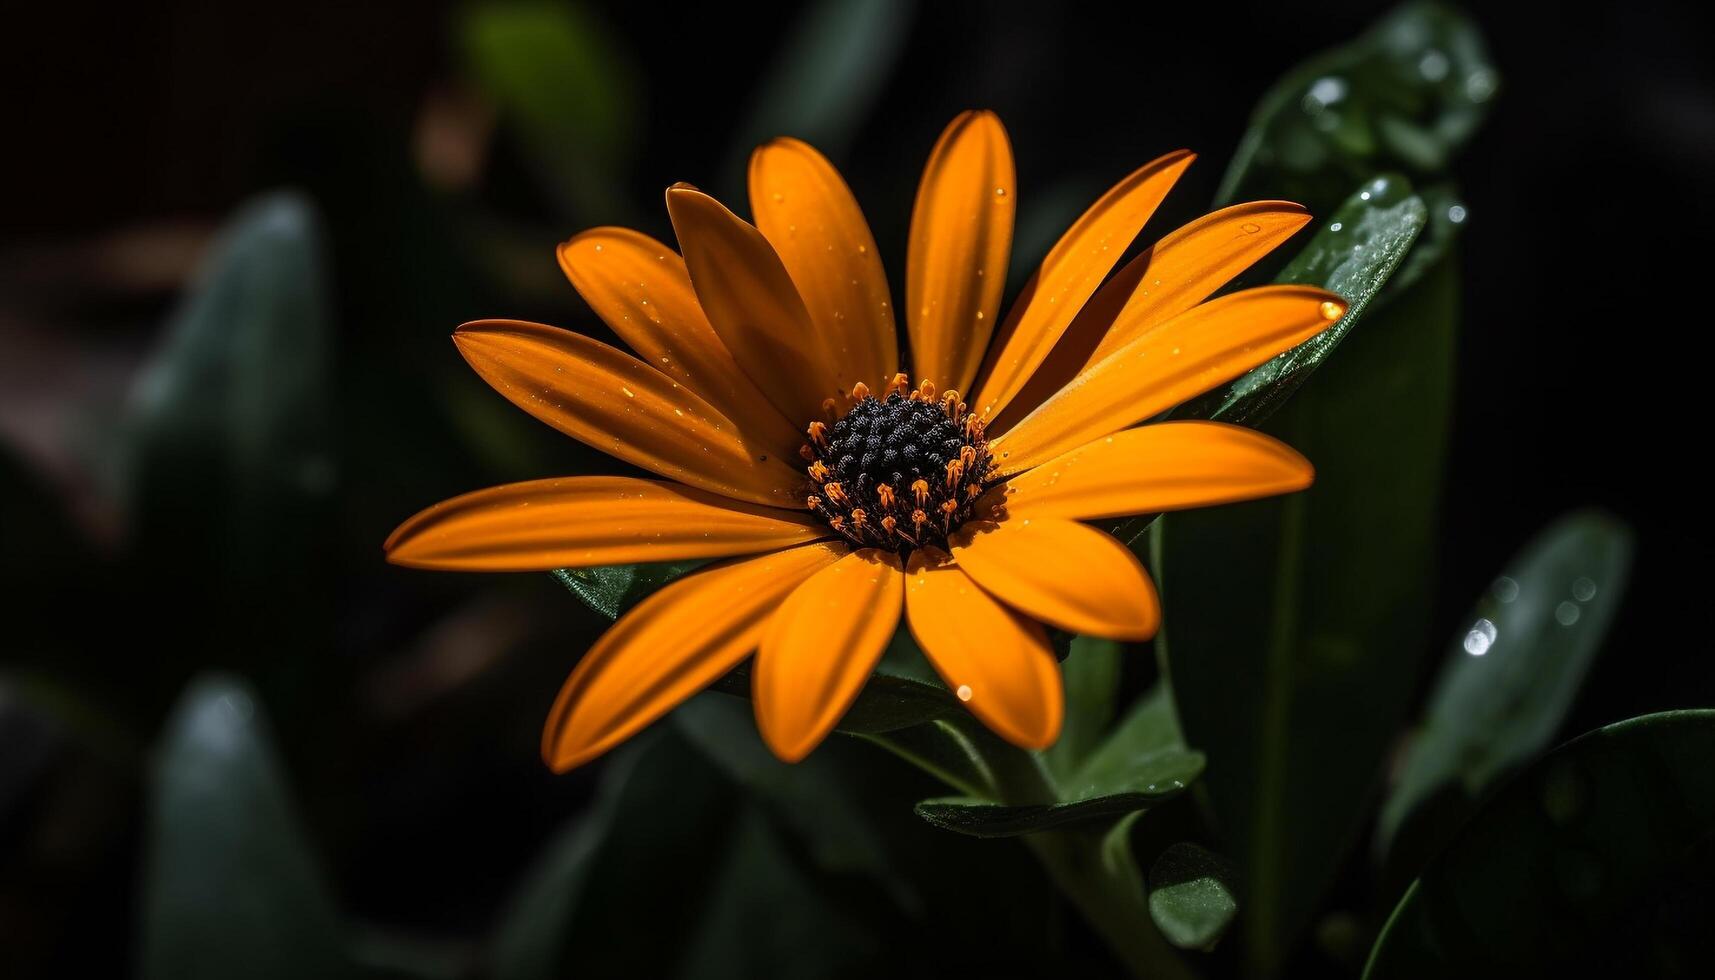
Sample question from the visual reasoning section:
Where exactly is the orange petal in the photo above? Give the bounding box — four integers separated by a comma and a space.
453, 319, 804, 508
749, 138, 898, 394
970, 150, 1195, 421
952, 519, 1158, 640
753, 548, 903, 762
990, 285, 1345, 476
542, 541, 844, 771
384, 476, 828, 572
904, 551, 1061, 750
556, 228, 802, 457
992, 201, 1312, 431
906, 111, 1015, 396
666, 185, 840, 425
1004, 422, 1314, 521
1090, 201, 1312, 360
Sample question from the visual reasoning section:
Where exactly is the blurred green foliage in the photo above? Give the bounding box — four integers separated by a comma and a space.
1364, 711, 1715, 977
1377, 511, 1634, 871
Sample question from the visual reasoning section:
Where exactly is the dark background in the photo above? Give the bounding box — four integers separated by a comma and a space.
3, 0, 1712, 976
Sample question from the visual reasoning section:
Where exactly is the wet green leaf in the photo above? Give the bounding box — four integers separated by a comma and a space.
1176, 175, 1426, 427
729, 0, 914, 172
1363, 712, 1715, 978
1157, 252, 1460, 973
1217, 2, 1496, 213
1378, 510, 1634, 858
460, 2, 639, 221
1148, 843, 1240, 951
140, 675, 351, 980
550, 560, 705, 620
124, 193, 335, 589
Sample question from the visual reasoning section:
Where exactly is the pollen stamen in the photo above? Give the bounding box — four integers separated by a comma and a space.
799, 375, 996, 555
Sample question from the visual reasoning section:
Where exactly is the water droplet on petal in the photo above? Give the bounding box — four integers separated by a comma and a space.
1319, 300, 1345, 320
1241, 221, 1262, 234
956, 684, 973, 701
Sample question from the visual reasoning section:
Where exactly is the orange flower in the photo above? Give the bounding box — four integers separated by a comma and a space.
385, 111, 1342, 769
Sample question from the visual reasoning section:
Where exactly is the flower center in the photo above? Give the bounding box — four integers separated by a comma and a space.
802, 373, 993, 555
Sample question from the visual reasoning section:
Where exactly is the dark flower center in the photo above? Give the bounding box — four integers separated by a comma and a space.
801, 374, 994, 556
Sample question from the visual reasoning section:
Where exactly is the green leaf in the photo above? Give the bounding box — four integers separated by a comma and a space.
1043, 635, 1124, 780
1176, 175, 1426, 427
915, 773, 1197, 839
1215, 3, 1494, 303
1071, 681, 1192, 795
490, 729, 736, 980
1362, 711, 1715, 977
1157, 250, 1461, 973
1217, 2, 1497, 211
140, 675, 352, 980
1387, 182, 1468, 296
460, 2, 639, 221
1148, 843, 1240, 951
124, 193, 335, 589
728, 0, 915, 171
1377, 510, 1633, 857
550, 560, 705, 620
914, 685, 1203, 839
858, 719, 996, 798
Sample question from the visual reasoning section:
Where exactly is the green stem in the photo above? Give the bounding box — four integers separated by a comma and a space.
868, 721, 1193, 980
1027, 829, 1196, 980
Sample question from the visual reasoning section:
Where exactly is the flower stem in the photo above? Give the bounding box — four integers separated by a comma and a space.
1025, 828, 1195, 980
868, 721, 1193, 979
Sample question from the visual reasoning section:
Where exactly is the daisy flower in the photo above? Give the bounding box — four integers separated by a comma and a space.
385, 111, 1343, 769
